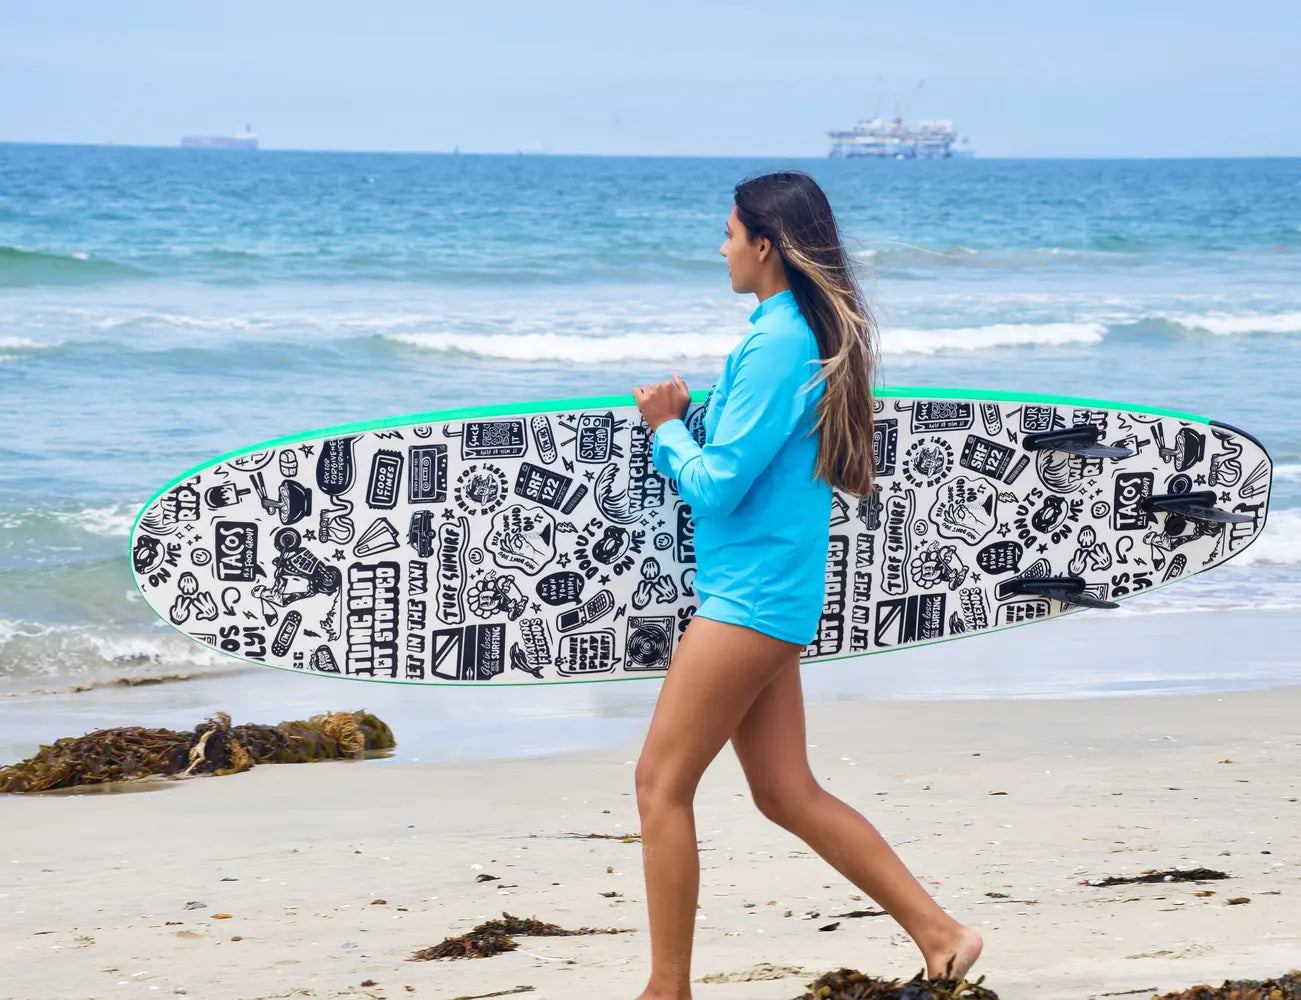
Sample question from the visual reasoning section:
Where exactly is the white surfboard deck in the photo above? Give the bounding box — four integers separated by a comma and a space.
130, 388, 1273, 685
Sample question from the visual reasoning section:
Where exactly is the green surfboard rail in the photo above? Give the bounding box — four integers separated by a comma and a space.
128, 386, 1247, 686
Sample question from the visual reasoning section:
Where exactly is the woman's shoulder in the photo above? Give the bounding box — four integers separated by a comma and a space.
741, 308, 818, 357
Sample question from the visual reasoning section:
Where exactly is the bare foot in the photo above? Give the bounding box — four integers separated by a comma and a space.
924, 925, 984, 981
632, 988, 691, 1000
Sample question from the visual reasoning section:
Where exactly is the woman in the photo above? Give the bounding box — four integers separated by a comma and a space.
630, 171, 982, 1000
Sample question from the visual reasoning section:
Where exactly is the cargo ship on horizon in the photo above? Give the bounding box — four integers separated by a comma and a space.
180, 125, 258, 150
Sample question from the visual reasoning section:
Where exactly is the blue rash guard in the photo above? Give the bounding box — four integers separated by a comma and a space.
652, 288, 833, 645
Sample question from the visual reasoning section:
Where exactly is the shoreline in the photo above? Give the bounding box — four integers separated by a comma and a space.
3, 684, 1298, 1000
5, 606, 1301, 770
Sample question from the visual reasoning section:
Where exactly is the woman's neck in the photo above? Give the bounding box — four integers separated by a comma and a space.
753, 278, 790, 304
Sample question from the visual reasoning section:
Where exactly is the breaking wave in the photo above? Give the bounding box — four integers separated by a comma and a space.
0, 245, 151, 287
1159, 311, 1301, 336
387, 321, 1108, 362
0, 614, 240, 697
1229, 508, 1301, 567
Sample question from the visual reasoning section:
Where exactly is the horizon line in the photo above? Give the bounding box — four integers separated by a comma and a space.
2, 140, 1301, 161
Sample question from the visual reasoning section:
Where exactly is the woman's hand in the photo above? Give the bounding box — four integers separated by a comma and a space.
632, 374, 691, 432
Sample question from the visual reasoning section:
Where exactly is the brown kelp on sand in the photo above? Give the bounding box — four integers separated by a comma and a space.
786, 969, 1301, 1000
1153, 970, 1301, 1000
1086, 867, 1231, 887
792, 968, 998, 1000
408, 912, 635, 961
0, 710, 395, 793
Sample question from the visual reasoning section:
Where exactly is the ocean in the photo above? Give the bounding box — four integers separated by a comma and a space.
2, 144, 1299, 765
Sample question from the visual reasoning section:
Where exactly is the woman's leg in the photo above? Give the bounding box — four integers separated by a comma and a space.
730, 660, 983, 980
633, 616, 801, 1000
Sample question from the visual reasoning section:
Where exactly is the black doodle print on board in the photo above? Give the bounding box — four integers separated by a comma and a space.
978, 540, 1024, 575
515, 462, 573, 509
446, 420, 529, 460
902, 436, 954, 489
625, 615, 675, 671
366, 451, 403, 510
455, 464, 509, 517
556, 629, 619, 676
133, 396, 1271, 683
408, 444, 448, 504
317, 438, 356, 494
930, 475, 1000, 545
346, 561, 401, 677
873, 419, 899, 476
906, 400, 975, 433
530, 416, 559, 465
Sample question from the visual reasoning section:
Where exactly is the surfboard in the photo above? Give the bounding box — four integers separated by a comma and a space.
130, 388, 1272, 685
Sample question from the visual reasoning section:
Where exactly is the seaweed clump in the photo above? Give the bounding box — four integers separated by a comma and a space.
792, 968, 999, 1000
0, 710, 395, 794
408, 911, 634, 961
1088, 867, 1229, 887
1154, 970, 1301, 1000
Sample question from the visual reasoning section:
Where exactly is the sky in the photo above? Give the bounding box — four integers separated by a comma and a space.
1, 0, 1298, 158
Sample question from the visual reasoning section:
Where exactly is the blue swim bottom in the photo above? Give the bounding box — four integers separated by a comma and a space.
691, 589, 816, 647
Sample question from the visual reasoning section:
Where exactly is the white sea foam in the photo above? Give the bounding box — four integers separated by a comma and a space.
0, 335, 59, 350
67, 502, 138, 537
388, 321, 1109, 363
388, 330, 742, 362
1271, 463, 1301, 482
1165, 311, 1301, 336
1231, 508, 1301, 567
880, 321, 1106, 355
11, 295, 1301, 371
0, 615, 232, 693
94, 312, 272, 332
0, 501, 137, 539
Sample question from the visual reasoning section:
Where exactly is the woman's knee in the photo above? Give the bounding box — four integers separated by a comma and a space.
634, 753, 696, 813
750, 778, 823, 830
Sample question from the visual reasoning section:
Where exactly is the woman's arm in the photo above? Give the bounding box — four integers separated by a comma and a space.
652, 329, 819, 517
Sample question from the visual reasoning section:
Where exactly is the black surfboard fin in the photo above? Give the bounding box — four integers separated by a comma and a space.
1010, 575, 1119, 610
1022, 425, 1134, 460
1142, 491, 1255, 525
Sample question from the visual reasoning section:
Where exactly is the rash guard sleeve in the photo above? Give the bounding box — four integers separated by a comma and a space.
652, 329, 821, 517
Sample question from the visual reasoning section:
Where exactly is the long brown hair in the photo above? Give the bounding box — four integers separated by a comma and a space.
733, 171, 878, 496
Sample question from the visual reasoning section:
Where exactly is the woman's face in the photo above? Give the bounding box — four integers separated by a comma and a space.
720, 204, 765, 294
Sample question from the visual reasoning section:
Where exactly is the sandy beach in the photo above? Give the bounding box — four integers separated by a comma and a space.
3, 683, 1297, 1000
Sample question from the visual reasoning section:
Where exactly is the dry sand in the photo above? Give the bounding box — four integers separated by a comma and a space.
2, 685, 1298, 1000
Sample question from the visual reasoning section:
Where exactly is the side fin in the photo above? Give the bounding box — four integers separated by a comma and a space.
1011, 576, 1119, 610
1022, 425, 1134, 459
1143, 491, 1254, 525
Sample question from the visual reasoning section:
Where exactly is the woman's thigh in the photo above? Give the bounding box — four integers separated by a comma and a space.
729, 660, 819, 813
636, 615, 800, 799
